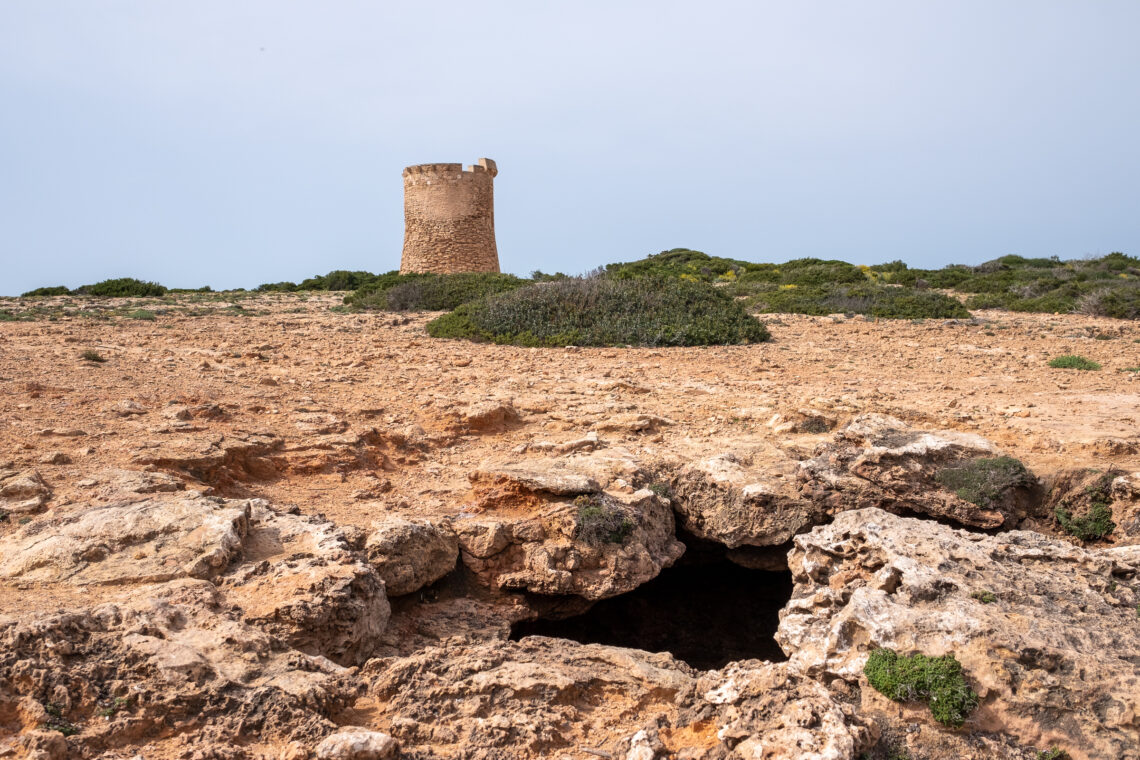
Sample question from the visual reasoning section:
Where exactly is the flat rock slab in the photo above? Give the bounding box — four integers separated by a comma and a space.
0, 494, 249, 585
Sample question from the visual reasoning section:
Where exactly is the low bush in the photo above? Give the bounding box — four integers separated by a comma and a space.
427, 277, 770, 347
74, 278, 167, 297
737, 282, 970, 319
1048, 355, 1101, 370
604, 248, 761, 282
297, 269, 378, 291
127, 309, 156, 321
863, 647, 979, 728
80, 349, 106, 362
573, 495, 634, 545
935, 456, 1035, 510
1054, 476, 1116, 542
255, 281, 299, 292
21, 286, 70, 297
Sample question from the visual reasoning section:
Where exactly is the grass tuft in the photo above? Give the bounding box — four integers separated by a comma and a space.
1048, 355, 1101, 370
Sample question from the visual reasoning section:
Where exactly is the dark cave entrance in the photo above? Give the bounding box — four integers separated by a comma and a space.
510, 536, 794, 671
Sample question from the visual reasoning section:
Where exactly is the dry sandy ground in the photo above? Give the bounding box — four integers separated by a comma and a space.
2, 292, 1138, 542
1, 292, 1139, 759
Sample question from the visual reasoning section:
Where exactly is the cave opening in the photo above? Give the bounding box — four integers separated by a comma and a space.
510, 535, 794, 671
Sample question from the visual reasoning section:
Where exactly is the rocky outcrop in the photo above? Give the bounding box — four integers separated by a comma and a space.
0, 579, 359, 759
365, 517, 459, 596
670, 445, 820, 548
455, 488, 685, 599
364, 636, 873, 759
0, 469, 51, 515
777, 508, 1140, 760
0, 495, 249, 585
224, 502, 390, 666
798, 414, 1040, 528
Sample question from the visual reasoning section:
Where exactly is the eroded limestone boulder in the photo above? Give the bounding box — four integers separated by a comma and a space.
777, 508, 1140, 760
0, 494, 249, 585
365, 517, 459, 596
0, 469, 51, 515
798, 414, 1039, 528
455, 488, 684, 599
670, 445, 821, 548
0, 579, 358, 757
224, 501, 390, 666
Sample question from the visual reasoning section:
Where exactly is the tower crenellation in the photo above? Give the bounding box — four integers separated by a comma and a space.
399, 158, 500, 274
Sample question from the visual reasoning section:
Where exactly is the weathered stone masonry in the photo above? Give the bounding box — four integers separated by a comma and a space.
399, 158, 500, 274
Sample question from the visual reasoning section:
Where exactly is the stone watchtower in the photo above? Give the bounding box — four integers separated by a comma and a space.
399, 158, 500, 274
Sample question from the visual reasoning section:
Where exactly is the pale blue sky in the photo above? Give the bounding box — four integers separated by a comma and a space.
2, 1, 1138, 293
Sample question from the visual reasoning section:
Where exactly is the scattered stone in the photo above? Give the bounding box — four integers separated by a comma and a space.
0, 469, 52, 514
36, 451, 71, 465
111, 400, 147, 416
314, 728, 400, 760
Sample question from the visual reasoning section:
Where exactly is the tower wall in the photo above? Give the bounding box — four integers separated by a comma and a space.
399, 158, 500, 274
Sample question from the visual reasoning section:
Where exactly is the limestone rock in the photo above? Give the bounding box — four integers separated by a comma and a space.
799, 413, 1037, 528
315, 728, 400, 760
224, 501, 390, 666
0, 494, 249, 585
469, 460, 602, 498
0, 469, 51, 514
777, 508, 1140, 760
455, 489, 685, 599
0, 579, 358, 754
455, 399, 521, 433
671, 447, 821, 548
364, 637, 872, 760
365, 517, 459, 596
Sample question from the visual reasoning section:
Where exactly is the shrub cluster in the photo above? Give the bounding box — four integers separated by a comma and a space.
736, 282, 970, 319
347, 272, 526, 311
884, 252, 1140, 317
935, 456, 1036, 510
21, 286, 70, 297
257, 269, 386, 293
573, 495, 634, 545
427, 277, 770, 347
863, 647, 979, 727
74, 278, 167, 297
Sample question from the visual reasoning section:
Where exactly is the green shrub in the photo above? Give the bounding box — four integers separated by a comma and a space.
604, 248, 760, 282
427, 277, 770, 347
863, 648, 979, 728
255, 281, 299, 292
80, 349, 106, 362
738, 282, 970, 319
74, 278, 167, 297
935, 456, 1035, 510
127, 309, 156, 321
1055, 502, 1115, 541
1048, 355, 1101, 370
21, 285, 70, 297
1036, 748, 1071, 760
297, 269, 378, 291
1078, 284, 1140, 319
970, 590, 997, 604
574, 495, 634, 545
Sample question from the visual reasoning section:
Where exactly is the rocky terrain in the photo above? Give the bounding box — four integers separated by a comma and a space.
1, 292, 1139, 759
